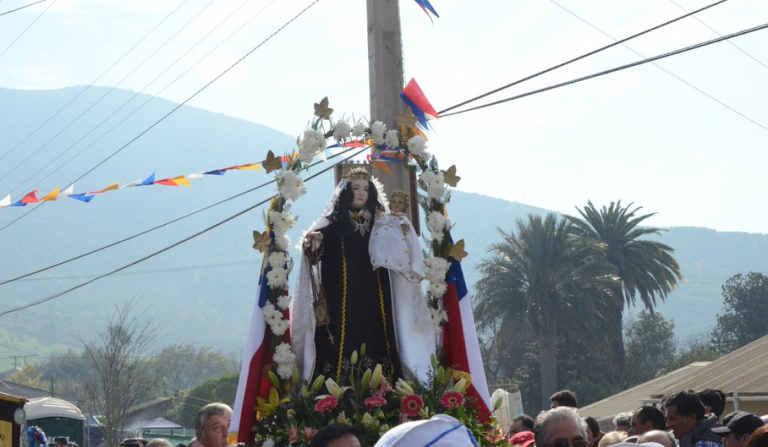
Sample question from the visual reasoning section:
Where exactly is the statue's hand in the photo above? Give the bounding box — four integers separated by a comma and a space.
303, 231, 323, 254
375, 208, 384, 220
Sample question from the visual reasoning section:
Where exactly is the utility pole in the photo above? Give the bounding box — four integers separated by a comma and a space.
367, 0, 419, 229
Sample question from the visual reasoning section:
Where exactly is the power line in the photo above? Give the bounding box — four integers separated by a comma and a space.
0, 146, 367, 317
549, 0, 768, 133
0, 0, 192, 164
0, 146, 355, 286
666, 0, 768, 71
440, 22, 768, 118
5, 0, 279, 196
436, 0, 729, 116
0, 0, 319, 232
0, 0, 46, 18
0, 0, 57, 57
0, 0, 220, 185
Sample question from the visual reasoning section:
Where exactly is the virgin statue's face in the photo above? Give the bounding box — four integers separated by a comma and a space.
390, 196, 405, 213
349, 179, 369, 209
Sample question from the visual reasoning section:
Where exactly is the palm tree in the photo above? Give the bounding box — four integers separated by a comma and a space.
565, 201, 682, 382
475, 213, 619, 409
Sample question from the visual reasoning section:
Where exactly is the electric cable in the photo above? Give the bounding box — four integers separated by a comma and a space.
0, 0, 192, 164
0, 0, 56, 58
0, 145, 366, 317
6, 0, 280, 196
440, 22, 768, 118
0, 146, 356, 286
0, 0, 320, 233
549, 0, 768, 133
436, 0, 729, 116
0, 0, 220, 183
0, 0, 45, 17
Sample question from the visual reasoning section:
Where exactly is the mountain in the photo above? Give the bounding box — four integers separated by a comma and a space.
1, 86, 766, 371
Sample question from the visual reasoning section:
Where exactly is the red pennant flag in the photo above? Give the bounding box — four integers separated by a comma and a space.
22, 190, 40, 204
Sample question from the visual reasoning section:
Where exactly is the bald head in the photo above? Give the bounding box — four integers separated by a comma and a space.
638, 430, 676, 447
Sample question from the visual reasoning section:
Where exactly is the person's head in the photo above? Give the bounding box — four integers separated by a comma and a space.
745, 426, 768, 447
697, 389, 727, 419
146, 440, 173, 447
637, 430, 676, 447
309, 425, 362, 447
613, 413, 632, 433
551, 390, 579, 409
510, 431, 535, 447
663, 391, 706, 439
194, 403, 232, 447
712, 412, 766, 447
187, 438, 203, 447
389, 190, 409, 214
332, 169, 382, 229
534, 406, 588, 447
510, 414, 535, 435
374, 414, 476, 447
54, 438, 68, 447
631, 407, 666, 435
585, 417, 601, 447
598, 431, 628, 447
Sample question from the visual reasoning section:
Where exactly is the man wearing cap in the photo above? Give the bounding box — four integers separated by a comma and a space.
510, 431, 535, 447
712, 412, 765, 447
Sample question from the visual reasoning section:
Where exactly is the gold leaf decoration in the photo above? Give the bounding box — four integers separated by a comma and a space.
263, 150, 282, 174
449, 239, 468, 261
442, 165, 461, 187
396, 107, 419, 128
252, 230, 271, 252
313, 97, 333, 119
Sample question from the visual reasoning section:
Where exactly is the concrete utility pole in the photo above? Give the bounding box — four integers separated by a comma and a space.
367, 0, 419, 228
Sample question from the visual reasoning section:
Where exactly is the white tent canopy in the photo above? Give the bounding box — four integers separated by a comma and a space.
25, 397, 85, 421
139, 418, 183, 430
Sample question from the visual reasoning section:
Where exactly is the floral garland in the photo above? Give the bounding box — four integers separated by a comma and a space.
23, 427, 48, 447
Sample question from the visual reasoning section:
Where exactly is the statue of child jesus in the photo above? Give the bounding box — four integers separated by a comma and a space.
370, 190, 425, 283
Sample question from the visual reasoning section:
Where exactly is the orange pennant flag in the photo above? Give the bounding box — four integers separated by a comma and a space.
372, 161, 392, 175
103, 182, 120, 192
235, 164, 262, 171
171, 175, 191, 187
40, 187, 61, 201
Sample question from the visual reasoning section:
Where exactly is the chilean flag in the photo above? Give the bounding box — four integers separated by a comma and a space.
442, 257, 492, 419
231, 255, 276, 442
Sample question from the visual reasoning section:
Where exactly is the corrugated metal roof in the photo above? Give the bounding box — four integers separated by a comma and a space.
652, 334, 768, 397
578, 362, 710, 420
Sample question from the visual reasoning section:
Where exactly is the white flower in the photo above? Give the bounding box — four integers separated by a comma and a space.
407, 136, 426, 156
336, 412, 351, 426
430, 308, 448, 333
266, 266, 289, 289
277, 362, 293, 380
332, 120, 352, 142
420, 170, 446, 199
425, 256, 450, 276
385, 130, 400, 148
262, 439, 275, 447
370, 121, 386, 145
428, 281, 448, 297
277, 170, 305, 202
380, 424, 390, 436
277, 294, 292, 310
426, 211, 447, 233
299, 129, 326, 163
268, 251, 288, 269
274, 342, 295, 362
264, 306, 282, 326
351, 122, 366, 138
263, 303, 279, 319
275, 234, 290, 250
269, 318, 289, 336
269, 211, 296, 234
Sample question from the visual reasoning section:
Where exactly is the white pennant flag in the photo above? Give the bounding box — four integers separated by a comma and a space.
58, 184, 75, 198
0, 194, 10, 208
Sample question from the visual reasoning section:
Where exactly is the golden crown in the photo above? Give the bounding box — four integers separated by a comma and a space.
343, 164, 372, 181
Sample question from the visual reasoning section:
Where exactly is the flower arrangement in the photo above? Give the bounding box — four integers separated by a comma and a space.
252, 345, 503, 447
22, 427, 48, 447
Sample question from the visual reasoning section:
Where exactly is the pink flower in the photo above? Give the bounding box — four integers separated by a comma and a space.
374, 376, 393, 398
401, 394, 424, 417
441, 391, 464, 409
289, 425, 299, 444
302, 427, 317, 443
364, 396, 387, 410
314, 396, 338, 413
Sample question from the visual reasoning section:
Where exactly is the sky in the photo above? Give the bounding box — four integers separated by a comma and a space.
1, 0, 767, 233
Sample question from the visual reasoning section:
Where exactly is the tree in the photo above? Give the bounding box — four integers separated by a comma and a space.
669, 331, 720, 372
475, 213, 619, 409
566, 201, 681, 377
711, 272, 768, 354
80, 304, 156, 447
148, 344, 239, 395
175, 374, 239, 428
623, 311, 676, 386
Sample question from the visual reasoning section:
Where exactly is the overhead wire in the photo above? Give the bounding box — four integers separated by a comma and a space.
0, 0, 46, 18
0, 0, 220, 184
439, 22, 768, 118
0, 146, 356, 286
0, 0, 320, 233
0, 0, 193, 164
0, 0, 57, 57
0, 145, 368, 317
549, 0, 768, 133
435, 0, 729, 116
5, 0, 280, 196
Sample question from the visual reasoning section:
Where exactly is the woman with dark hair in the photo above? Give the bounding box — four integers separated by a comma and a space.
293, 166, 437, 383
